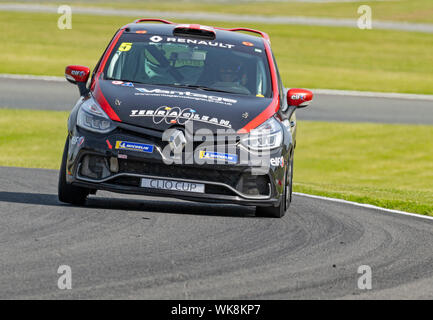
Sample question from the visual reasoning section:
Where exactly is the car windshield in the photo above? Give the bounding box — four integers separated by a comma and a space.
103, 34, 272, 97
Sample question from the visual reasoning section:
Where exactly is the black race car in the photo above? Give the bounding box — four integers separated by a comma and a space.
59, 19, 312, 218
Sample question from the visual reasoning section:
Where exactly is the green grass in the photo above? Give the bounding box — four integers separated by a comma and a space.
1, 109, 432, 216
294, 121, 433, 215
0, 109, 68, 169
10, 0, 433, 24
1, 11, 433, 94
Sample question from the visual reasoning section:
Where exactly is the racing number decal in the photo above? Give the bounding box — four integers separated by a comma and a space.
118, 42, 133, 52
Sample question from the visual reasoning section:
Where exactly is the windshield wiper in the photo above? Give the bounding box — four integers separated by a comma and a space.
152, 83, 237, 94
182, 85, 236, 94
105, 80, 242, 95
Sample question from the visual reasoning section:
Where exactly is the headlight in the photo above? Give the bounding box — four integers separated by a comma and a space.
240, 117, 283, 150
77, 97, 116, 133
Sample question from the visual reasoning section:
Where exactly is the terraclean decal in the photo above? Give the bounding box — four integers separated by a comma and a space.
130, 106, 232, 128
149, 35, 235, 49
134, 87, 237, 106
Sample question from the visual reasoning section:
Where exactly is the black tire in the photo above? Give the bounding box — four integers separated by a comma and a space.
58, 137, 89, 205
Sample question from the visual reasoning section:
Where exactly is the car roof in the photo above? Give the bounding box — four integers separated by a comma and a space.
121, 21, 269, 48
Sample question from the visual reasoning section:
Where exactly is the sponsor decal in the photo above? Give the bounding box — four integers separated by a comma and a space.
270, 156, 284, 167
199, 150, 237, 163
71, 136, 84, 146
254, 48, 262, 53
115, 99, 122, 106
115, 141, 154, 153
256, 94, 265, 98
149, 35, 235, 49
71, 70, 85, 77
242, 41, 254, 47
242, 112, 249, 119
291, 93, 307, 101
134, 87, 237, 106
131, 106, 232, 128
118, 154, 128, 159
141, 178, 205, 193
136, 30, 147, 34
112, 81, 133, 88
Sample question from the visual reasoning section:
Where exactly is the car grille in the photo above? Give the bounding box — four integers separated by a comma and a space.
118, 159, 242, 188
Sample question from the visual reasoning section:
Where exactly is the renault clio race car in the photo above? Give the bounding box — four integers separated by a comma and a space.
59, 19, 312, 218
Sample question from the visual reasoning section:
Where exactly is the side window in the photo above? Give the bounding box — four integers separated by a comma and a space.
275, 67, 284, 99
256, 59, 268, 97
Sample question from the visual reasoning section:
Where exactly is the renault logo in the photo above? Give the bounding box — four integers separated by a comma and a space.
168, 130, 186, 153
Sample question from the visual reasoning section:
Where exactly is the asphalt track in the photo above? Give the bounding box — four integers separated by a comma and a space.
2, 77, 433, 124
1, 78, 433, 299
1, 167, 433, 299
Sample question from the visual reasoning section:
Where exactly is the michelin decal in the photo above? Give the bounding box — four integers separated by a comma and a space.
199, 150, 238, 163
115, 141, 154, 153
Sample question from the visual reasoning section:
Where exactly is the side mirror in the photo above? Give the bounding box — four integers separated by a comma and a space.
65, 65, 90, 96
287, 88, 313, 108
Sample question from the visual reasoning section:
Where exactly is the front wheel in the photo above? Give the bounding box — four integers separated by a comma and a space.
58, 137, 89, 205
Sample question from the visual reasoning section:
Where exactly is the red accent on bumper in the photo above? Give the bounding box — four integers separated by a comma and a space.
106, 139, 113, 149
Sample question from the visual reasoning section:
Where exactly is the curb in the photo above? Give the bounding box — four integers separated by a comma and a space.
294, 192, 433, 221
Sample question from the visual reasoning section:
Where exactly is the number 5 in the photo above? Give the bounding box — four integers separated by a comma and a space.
118, 42, 132, 52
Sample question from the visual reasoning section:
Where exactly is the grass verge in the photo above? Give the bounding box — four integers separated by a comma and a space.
1, 109, 432, 216
294, 121, 433, 216
0, 109, 68, 169
1, 11, 433, 94
9, 0, 433, 24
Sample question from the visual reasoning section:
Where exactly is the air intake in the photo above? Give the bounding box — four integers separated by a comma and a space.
173, 24, 216, 40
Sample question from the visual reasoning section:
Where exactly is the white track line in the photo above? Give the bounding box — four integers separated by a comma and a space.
1, 3, 433, 34
2, 74, 433, 101
312, 89, 433, 101
294, 192, 433, 221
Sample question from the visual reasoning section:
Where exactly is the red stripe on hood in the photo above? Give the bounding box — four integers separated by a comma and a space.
237, 40, 279, 134
93, 81, 121, 122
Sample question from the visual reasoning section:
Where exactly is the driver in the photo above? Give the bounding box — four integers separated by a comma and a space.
219, 64, 239, 83
211, 60, 250, 95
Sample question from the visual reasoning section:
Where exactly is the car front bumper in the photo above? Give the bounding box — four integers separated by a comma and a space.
66, 125, 287, 207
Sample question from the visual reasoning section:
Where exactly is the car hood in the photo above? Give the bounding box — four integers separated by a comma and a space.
94, 80, 273, 133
